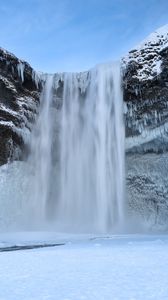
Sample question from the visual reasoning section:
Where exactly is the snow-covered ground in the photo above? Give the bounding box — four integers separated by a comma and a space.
0, 233, 168, 300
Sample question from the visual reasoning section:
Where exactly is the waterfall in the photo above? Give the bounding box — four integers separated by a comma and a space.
57, 62, 125, 232
28, 62, 125, 232
29, 74, 54, 222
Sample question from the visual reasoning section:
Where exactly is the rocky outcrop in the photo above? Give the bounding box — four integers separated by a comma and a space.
0, 47, 41, 165
122, 24, 168, 228
123, 24, 168, 153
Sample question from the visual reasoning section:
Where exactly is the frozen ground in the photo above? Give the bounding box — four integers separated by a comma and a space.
0, 233, 168, 300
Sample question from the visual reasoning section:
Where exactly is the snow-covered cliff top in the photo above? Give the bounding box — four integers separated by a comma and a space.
122, 24, 168, 81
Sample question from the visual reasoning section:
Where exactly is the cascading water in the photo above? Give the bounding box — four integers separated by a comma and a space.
27, 62, 125, 232
57, 62, 125, 232
0, 62, 124, 232
29, 74, 54, 222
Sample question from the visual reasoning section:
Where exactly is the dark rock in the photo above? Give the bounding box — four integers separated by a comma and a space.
0, 47, 42, 165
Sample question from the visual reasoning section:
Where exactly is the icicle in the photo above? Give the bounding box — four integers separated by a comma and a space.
135, 87, 138, 96
123, 102, 128, 114
17, 62, 25, 83
154, 110, 158, 124
32, 70, 40, 89
129, 105, 133, 117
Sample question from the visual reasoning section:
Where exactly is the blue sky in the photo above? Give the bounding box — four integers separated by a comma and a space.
0, 0, 168, 72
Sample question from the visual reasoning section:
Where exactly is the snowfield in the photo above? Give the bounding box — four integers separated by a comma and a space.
0, 233, 168, 300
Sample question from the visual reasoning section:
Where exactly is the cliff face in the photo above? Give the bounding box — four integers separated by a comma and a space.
122, 24, 168, 228
123, 24, 168, 153
0, 48, 41, 165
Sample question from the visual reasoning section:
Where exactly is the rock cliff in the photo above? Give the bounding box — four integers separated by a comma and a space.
123, 24, 168, 152
122, 24, 168, 228
0, 47, 41, 165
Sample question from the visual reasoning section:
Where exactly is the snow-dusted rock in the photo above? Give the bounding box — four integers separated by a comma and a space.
123, 24, 168, 81
123, 25, 168, 227
0, 47, 42, 165
123, 24, 168, 153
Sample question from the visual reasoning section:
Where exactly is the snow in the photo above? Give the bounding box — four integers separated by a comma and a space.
0, 47, 18, 59
153, 59, 162, 74
0, 120, 14, 127
0, 103, 19, 117
0, 95, 36, 141
122, 24, 168, 81
0, 233, 168, 299
136, 24, 168, 51
0, 74, 17, 92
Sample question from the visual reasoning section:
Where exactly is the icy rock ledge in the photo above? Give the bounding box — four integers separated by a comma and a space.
0, 47, 42, 165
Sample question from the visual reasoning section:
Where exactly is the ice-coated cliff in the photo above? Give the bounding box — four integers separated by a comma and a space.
123, 24, 168, 148
0, 47, 42, 165
122, 24, 168, 228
